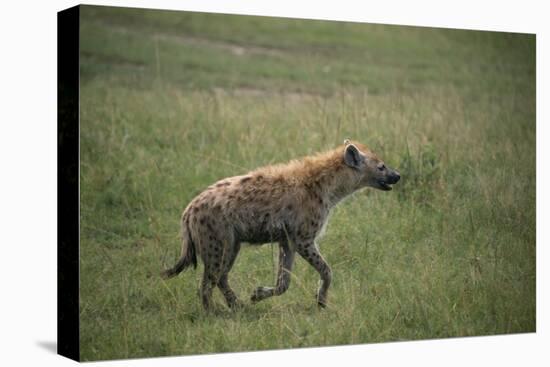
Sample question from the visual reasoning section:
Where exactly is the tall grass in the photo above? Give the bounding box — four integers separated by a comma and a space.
78, 5, 535, 361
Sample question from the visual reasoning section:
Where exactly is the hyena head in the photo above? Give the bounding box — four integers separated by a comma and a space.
343, 139, 401, 191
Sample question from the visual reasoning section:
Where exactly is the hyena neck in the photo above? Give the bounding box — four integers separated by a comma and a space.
302, 148, 362, 207
317, 171, 360, 207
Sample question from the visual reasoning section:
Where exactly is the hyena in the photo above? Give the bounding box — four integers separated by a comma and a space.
161, 139, 400, 310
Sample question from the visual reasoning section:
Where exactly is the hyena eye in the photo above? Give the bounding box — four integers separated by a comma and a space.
378, 163, 386, 171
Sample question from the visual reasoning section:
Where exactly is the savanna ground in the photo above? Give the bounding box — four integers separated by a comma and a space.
78, 5, 536, 361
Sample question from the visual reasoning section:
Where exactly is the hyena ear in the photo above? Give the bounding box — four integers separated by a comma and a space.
344, 144, 362, 169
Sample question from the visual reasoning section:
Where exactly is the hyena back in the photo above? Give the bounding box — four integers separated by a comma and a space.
162, 140, 400, 310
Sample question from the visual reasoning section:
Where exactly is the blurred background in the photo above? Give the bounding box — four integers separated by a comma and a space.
78, 5, 535, 361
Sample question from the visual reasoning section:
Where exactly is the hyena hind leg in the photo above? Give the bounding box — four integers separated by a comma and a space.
218, 273, 243, 309
216, 240, 242, 309
200, 270, 217, 311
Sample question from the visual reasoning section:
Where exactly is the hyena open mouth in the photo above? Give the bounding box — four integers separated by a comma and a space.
376, 169, 401, 191
377, 180, 394, 191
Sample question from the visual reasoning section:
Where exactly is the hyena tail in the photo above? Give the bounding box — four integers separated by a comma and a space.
161, 213, 197, 280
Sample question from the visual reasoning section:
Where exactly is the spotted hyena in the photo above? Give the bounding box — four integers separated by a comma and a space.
162, 139, 400, 310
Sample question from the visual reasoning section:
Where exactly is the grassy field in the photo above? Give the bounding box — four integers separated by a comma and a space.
78, 5, 536, 361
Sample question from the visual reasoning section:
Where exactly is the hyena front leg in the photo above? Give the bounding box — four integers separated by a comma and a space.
296, 242, 332, 308
251, 238, 295, 303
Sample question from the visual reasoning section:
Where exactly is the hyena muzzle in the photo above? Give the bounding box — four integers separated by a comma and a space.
161, 139, 400, 310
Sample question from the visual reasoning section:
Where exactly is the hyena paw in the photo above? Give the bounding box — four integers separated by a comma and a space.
316, 293, 328, 308
250, 286, 273, 303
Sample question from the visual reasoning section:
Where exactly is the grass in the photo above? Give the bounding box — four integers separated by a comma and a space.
78, 5, 536, 361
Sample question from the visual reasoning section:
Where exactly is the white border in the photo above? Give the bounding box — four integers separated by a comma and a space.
0, 1, 547, 366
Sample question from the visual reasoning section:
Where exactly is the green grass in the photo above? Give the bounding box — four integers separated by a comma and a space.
78, 5, 536, 361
